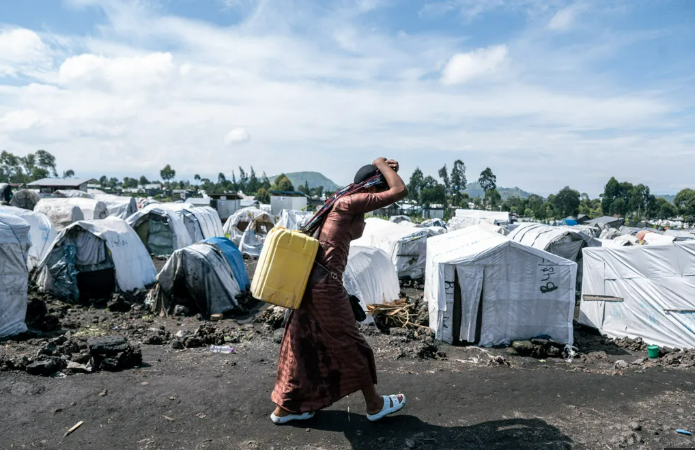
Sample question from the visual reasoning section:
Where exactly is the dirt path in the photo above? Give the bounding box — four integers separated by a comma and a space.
2, 337, 695, 450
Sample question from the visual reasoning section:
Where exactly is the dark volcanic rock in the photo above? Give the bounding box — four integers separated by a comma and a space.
88, 336, 129, 356
26, 359, 60, 376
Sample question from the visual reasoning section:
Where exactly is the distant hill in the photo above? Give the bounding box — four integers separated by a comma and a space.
269, 172, 341, 192
656, 194, 676, 204
464, 182, 534, 200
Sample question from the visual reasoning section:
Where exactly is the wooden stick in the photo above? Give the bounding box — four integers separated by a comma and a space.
64, 421, 84, 437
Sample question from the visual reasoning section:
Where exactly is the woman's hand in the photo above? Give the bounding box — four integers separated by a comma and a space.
386, 159, 399, 173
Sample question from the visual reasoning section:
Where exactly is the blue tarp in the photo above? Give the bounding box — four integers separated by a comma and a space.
203, 237, 251, 290
561, 219, 578, 226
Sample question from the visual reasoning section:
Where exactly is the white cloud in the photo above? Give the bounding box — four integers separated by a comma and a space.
0, 28, 52, 77
224, 128, 251, 146
548, 4, 582, 30
441, 45, 508, 85
0, 109, 50, 132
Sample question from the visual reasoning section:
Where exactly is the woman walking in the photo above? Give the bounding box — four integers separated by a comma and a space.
271, 157, 409, 424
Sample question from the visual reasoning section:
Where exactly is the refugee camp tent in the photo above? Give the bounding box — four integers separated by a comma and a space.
389, 215, 412, 224
508, 223, 591, 262
35, 217, 157, 300
55, 190, 92, 199
352, 217, 446, 279
126, 204, 193, 256
0, 183, 12, 203
223, 207, 275, 257
203, 237, 251, 290
449, 219, 506, 235
664, 229, 695, 241
91, 194, 138, 220
642, 232, 676, 246
0, 206, 57, 271
421, 218, 447, 229
426, 226, 576, 346
597, 235, 638, 247
454, 209, 510, 225
10, 189, 40, 211
586, 216, 624, 229
0, 214, 31, 338
275, 209, 312, 231
344, 246, 400, 313
35, 198, 108, 230
177, 206, 225, 242
149, 242, 242, 317
579, 242, 695, 349
34, 199, 85, 231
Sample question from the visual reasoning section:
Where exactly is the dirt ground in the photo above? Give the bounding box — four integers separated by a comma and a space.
2, 259, 695, 450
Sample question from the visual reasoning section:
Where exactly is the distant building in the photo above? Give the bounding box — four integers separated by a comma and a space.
586, 216, 624, 229
269, 191, 308, 215
27, 178, 91, 195
206, 192, 243, 220
422, 204, 445, 220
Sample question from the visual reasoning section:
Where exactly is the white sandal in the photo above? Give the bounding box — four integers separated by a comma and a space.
367, 394, 406, 421
270, 411, 315, 425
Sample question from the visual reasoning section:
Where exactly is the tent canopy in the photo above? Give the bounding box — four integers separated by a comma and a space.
344, 245, 400, 314
579, 242, 695, 349
35, 217, 157, 300
0, 213, 31, 338
508, 223, 590, 262
127, 204, 194, 255
0, 205, 57, 271
275, 209, 312, 231
426, 225, 576, 346
223, 207, 275, 256
454, 209, 509, 224
203, 237, 251, 290
35, 198, 108, 228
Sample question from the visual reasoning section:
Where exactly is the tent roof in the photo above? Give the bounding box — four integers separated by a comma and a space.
454, 209, 509, 222
27, 178, 91, 187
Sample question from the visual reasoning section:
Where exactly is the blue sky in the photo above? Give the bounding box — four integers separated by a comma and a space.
0, 0, 693, 196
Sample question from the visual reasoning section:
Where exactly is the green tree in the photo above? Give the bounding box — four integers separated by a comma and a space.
35, 150, 58, 177
99, 175, 108, 186
160, 164, 176, 182
674, 188, 695, 220
261, 172, 271, 190
247, 167, 259, 194
478, 167, 497, 192
256, 188, 270, 204
272, 174, 294, 192
659, 201, 678, 220
484, 189, 501, 209
407, 167, 424, 204
63, 169, 75, 178
218, 173, 226, 183
609, 198, 626, 216
238, 167, 248, 192
139, 175, 150, 186
552, 186, 581, 218
450, 160, 467, 207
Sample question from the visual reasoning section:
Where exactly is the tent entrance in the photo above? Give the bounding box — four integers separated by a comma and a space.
452, 264, 485, 345
147, 213, 175, 256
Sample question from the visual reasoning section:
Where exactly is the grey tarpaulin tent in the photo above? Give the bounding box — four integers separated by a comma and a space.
0, 213, 31, 338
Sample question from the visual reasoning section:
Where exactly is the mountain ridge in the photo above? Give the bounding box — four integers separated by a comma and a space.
268, 171, 341, 191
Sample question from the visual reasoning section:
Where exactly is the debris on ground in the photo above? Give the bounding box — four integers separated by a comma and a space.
367, 298, 429, 330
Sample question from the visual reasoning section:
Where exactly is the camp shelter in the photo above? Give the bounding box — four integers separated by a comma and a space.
0, 206, 57, 271
127, 204, 194, 256
579, 242, 695, 349
10, 189, 40, 211
421, 218, 447, 229
389, 215, 412, 224
664, 229, 695, 241
222, 207, 275, 257
597, 235, 638, 247
55, 190, 92, 199
642, 232, 676, 246
0, 213, 31, 338
586, 216, 624, 229
148, 242, 242, 317
0, 183, 13, 203
203, 237, 251, 290
344, 246, 400, 314
508, 223, 592, 262
352, 217, 446, 280
91, 194, 138, 220
177, 205, 225, 243
449, 219, 506, 235
34, 217, 156, 300
275, 209, 312, 231
35, 198, 109, 230
425, 226, 576, 346
453, 209, 510, 225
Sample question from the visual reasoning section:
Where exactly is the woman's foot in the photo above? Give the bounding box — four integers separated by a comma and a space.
366, 394, 406, 421
270, 405, 315, 425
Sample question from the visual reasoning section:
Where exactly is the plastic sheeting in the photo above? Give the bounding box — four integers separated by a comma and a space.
454, 209, 510, 224
223, 207, 275, 256
203, 237, 251, 290
664, 229, 695, 241
55, 190, 91, 199
643, 232, 676, 246
508, 223, 589, 262
344, 246, 400, 313
0, 206, 57, 271
127, 204, 193, 255
426, 225, 576, 346
352, 218, 446, 279
389, 215, 412, 224
91, 194, 138, 220
10, 189, 40, 211
182, 206, 224, 242
35, 217, 157, 298
36, 198, 108, 227
275, 210, 312, 230
154, 243, 241, 316
579, 242, 695, 349
449, 219, 506, 235
0, 214, 31, 338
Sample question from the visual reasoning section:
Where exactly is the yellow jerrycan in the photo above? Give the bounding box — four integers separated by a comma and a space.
251, 226, 320, 309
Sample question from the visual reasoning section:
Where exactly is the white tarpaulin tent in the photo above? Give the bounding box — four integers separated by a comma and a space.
127, 204, 194, 256
449, 219, 506, 235
352, 217, 446, 279
508, 223, 592, 262
55, 189, 91, 198
35, 217, 157, 300
454, 209, 510, 224
664, 229, 695, 241
0, 206, 57, 271
344, 246, 400, 312
35, 198, 108, 228
0, 214, 31, 338
179, 206, 225, 242
643, 232, 676, 246
91, 194, 138, 220
275, 209, 312, 231
149, 242, 242, 317
223, 207, 275, 257
426, 226, 576, 346
579, 242, 695, 349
